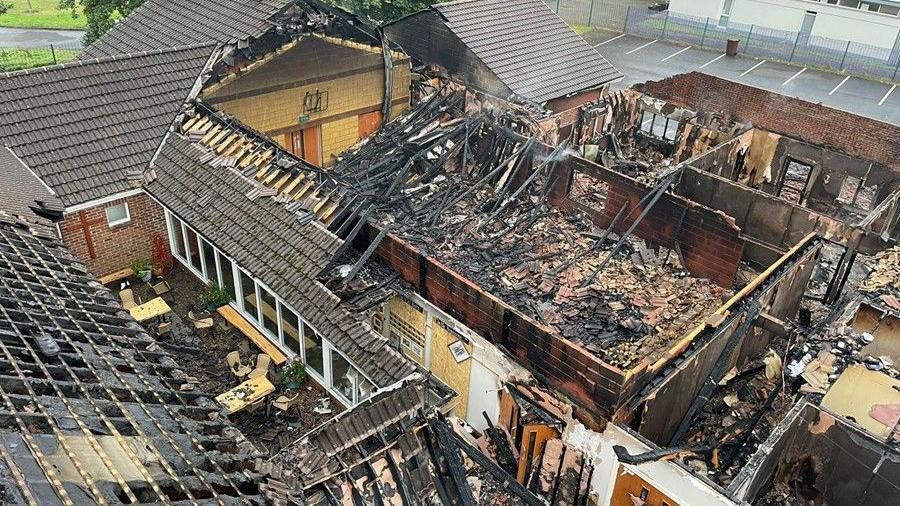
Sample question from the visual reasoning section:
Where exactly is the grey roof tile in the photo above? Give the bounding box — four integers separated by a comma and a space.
146, 134, 414, 386
0, 45, 215, 207
81, 0, 292, 59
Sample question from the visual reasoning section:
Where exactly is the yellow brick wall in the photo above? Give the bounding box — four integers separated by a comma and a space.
204, 37, 411, 165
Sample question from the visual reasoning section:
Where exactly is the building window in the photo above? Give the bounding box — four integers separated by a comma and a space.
719, 0, 735, 26
304, 322, 324, 378
357, 375, 374, 403
639, 487, 650, 500
330, 349, 354, 403
259, 285, 279, 337
639, 110, 678, 142
217, 252, 236, 303
105, 202, 130, 227
280, 303, 302, 357
169, 214, 186, 259
200, 238, 216, 283
778, 159, 814, 205
239, 270, 258, 322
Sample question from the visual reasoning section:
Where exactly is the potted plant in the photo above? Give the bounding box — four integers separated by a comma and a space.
131, 259, 153, 282
280, 359, 308, 390
198, 282, 231, 312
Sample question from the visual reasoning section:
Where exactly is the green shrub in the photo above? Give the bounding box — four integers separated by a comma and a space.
199, 282, 231, 310
280, 359, 308, 389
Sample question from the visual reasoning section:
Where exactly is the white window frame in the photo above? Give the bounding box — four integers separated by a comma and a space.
105, 202, 131, 227
160, 208, 374, 408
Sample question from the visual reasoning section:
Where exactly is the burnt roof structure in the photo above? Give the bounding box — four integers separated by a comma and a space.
0, 44, 216, 207
80, 0, 293, 59
0, 214, 265, 504
145, 129, 415, 386
384, 0, 621, 104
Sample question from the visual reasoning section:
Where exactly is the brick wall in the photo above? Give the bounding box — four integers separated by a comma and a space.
634, 72, 900, 171
551, 155, 746, 288
60, 192, 169, 278
205, 36, 411, 165
363, 223, 629, 422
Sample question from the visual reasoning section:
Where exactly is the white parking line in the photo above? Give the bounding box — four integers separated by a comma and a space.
782, 67, 806, 86
661, 46, 692, 62
626, 39, 657, 55
699, 53, 726, 69
829, 75, 852, 95
879, 84, 896, 105
594, 33, 626, 47
740, 59, 766, 77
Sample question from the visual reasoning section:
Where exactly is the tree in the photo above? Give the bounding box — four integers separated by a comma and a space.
328, 0, 440, 24
60, 0, 145, 44
0, 2, 11, 16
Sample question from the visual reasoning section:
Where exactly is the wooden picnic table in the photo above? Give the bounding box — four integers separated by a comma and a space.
128, 297, 172, 322
215, 376, 275, 415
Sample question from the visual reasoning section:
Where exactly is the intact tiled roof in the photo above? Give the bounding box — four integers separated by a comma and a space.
81, 0, 292, 59
0, 214, 264, 504
0, 44, 215, 207
146, 133, 415, 386
0, 146, 62, 224
433, 0, 621, 102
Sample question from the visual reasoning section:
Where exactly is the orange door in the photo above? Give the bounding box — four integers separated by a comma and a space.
302, 126, 321, 166
358, 110, 383, 139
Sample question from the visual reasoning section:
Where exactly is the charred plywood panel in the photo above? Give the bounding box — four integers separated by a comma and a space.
730, 401, 900, 505
430, 318, 473, 420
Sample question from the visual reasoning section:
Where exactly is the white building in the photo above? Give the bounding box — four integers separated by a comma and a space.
668, 0, 900, 49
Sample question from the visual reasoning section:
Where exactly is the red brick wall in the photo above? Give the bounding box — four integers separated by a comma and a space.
60, 192, 169, 278
365, 223, 626, 423
552, 156, 746, 288
634, 72, 900, 171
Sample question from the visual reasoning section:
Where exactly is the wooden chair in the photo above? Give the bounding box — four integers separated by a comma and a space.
248, 353, 272, 379
226, 351, 251, 379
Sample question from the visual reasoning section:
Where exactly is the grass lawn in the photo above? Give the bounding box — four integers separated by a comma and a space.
0, 45, 79, 70
0, 0, 86, 30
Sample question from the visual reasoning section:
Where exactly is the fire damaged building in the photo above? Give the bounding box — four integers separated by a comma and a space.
0, 0, 898, 505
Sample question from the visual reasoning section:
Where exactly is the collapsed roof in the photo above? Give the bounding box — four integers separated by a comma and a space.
0, 214, 265, 504
384, 0, 622, 104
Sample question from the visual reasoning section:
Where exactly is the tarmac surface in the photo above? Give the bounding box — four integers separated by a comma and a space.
586, 31, 900, 126
0, 27, 84, 48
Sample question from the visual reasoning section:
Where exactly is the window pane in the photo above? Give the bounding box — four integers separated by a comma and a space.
185, 227, 202, 272
170, 216, 186, 259
239, 270, 258, 322
304, 323, 324, 377
280, 304, 301, 356
259, 286, 278, 337
330, 350, 354, 402
200, 238, 216, 282
217, 253, 236, 303
357, 375, 374, 403
105, 203, 129, 226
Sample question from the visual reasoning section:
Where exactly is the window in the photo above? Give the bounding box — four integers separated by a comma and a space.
217, 253, 236, 303
185, 227, 202, 273
356, 375, 374, 402
304, 322, 324, 377
719, 0, 735, 26
280, 304, 302, 357
330, 350, 354, 402
881, 5, 900, 16
639, 487, 650, 500
105, 202, 130, 227
200, 238, 216, 283
239, 270, 258, 322
259, 286, 278, 337
169, 214, 186, 259
838, 0, 860, 7
639, 110, 678, 142
778, 159, 814, 205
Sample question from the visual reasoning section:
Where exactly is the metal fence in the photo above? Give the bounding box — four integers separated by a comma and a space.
624, 9, 900, 83
545, 0, 641, 32
0, 43, 83, 72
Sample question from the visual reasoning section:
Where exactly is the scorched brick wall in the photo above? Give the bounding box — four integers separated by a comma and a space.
634, 72, 900, 171
60, 192, 169, 278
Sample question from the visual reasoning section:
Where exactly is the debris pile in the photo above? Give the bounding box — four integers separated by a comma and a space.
329, 89, 724, 369
860, 246, 900, 310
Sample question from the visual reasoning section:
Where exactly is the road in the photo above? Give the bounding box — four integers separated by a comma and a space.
586, 32, 900, 126
0, 27, 84, 48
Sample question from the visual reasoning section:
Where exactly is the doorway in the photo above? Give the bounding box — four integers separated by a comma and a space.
778, 158, 814, 205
